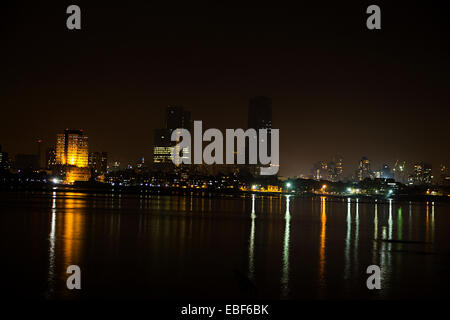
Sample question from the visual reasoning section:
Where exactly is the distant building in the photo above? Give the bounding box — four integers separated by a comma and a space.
409, 162, 433, 185
0, 145, 10, 171
381, 164, 393, 179
333, 154, 344, 181
153, 129, 174, 163
312, 161, 328, 180
46, 147, 56, 169
440, 164, 450, 185
56, 129, 89, 167
247, 96, 273, 175
89, 152, 108, 175
153, 106, 191, 165
392, 160, 407, 184
55, 129, 90, 183
356, 156, 372, 181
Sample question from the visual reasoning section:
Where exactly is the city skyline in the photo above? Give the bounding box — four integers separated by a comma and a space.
0, 102, 448, 180
1, 3, 449, 178
0, 118, 448, 185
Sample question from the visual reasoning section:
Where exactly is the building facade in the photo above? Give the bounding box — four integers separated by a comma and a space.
55, 129, 90, 183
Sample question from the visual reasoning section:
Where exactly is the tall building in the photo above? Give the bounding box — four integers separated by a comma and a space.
247, 96, 273, 174
166, 106, 191, 131
0, 145, 10, 171
356, 156, 372, 181
89, 152, 108, 175
55, 129, 90, 183
312, 161, 328, 180
410, 162, 433, 185
392, 160, 407, 184
46, 147, 56, 169
56, 129, 89, 167
153, 106, 191, 165
334, 154, 344, 181
440, 164, 450, 186
248, 96, 272, 132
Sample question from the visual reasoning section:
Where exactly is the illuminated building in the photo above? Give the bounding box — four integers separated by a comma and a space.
356, 156, 372, 181
439, 164, 449, 185
333, 154, 344, 181
374, 164, 393, 179
312, 161, 328, 180
56, 129, 89, 167
46, 147, 56, 169
410, 162, 433, 185
0, 145, 9, 171
153, 106, 191, 165
89, 152, 108, 175
55, 129, 90, 183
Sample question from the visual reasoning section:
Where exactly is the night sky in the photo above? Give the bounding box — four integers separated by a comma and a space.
1, 2, 449, 177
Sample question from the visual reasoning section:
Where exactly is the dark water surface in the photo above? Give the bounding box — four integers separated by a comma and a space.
1, 191, 449, 300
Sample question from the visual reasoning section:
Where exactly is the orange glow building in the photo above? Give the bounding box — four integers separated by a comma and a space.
55, 129, 90, 183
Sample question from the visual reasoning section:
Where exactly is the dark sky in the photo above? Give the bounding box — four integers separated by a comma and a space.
1, 2, 449, 177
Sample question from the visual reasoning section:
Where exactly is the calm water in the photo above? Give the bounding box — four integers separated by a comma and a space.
1, 191, 449, 300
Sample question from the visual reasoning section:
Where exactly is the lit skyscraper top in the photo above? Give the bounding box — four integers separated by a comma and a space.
56, 129, 89, 168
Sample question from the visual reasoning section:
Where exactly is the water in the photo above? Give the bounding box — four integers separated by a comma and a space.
1, 191, 449, 300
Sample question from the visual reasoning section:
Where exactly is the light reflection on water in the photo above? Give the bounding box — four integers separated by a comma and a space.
0, 191, 448, 300
281, 195, 291, 298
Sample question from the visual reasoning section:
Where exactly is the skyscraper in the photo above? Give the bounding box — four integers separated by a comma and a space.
247, 96, 273, 175
153, 106, 191, 165
0, 145, 10, 171
248, 96, 272, 132
312, 161, 328, 180
356, 156, 372, 181
89, 152, 108, 175
55, 129, 90, 183
166, 106, 191, 131
410, 162, 433, 185
334, 154, 344, 181
45, 147, 56, 170
56, 129, 89, 167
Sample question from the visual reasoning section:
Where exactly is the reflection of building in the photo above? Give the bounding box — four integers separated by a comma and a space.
153, 106, 191, 165
55, 129, 90, 183
410, 162, 433, 185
